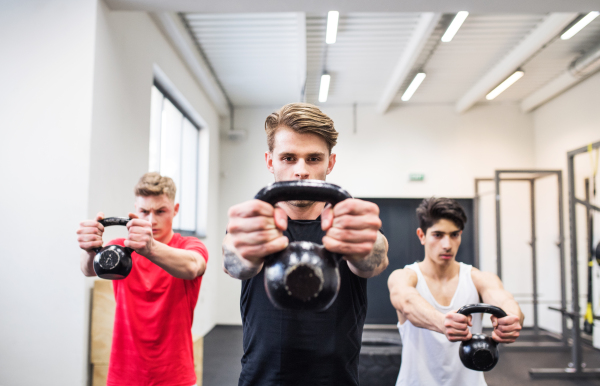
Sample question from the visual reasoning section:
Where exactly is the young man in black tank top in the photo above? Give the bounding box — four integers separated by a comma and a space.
388, 198, 523, 385
222, 103, 389, 386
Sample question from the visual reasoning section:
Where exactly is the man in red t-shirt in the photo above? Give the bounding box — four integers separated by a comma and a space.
77, 172, 208, 386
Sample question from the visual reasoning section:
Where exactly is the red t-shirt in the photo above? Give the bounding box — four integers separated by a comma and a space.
105, 233, 208, 386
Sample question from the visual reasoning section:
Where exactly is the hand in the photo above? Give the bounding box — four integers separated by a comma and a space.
491, 314, 522, 343
226, 200, 289, 265
77, 212, 105, 253
443, 311, 473, 342
125, 212, 154, 257
321, 199, 381, 262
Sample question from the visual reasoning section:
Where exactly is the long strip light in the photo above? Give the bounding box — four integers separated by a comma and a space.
401, 72, 426, 101
561, 12, 599, 40
319, 74, 331, 102
441, 11, 469, 42
486, 70, 524, 100
326, 11, 340, 44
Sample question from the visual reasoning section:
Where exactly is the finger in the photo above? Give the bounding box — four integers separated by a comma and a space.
332, 199, 380, 217
321, 205, 333, 231
492, 330, 519, 343
231, 229, 284, 247
95, 212, 105, 220
127, 225, 153, 235
80, 240, 103, 250
468, 315, 473, 327
124, 239, 145, 250
229, 200, 275, 219
237, 236, 289, 260
77, 234, 103, 243
332, 214, 382, 231
322, 236, 374, 257
273, 207, 288, 231
325, 227, 378, 244
444, 320, 470, 330
228, 216, 278, 233
77, 227, 103, 236
497, 316, 520, 325
127, 219, 152, 229
495, 323, 522, 333
128, 212, 139, 220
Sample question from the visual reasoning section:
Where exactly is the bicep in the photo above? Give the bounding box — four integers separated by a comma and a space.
388, 269, 418, 308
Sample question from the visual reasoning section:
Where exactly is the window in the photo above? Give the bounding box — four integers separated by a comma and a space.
149, 80, 202, 236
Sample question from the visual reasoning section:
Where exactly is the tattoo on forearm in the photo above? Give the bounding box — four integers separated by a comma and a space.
351, 237, 386, 272
223, 245, 261, 280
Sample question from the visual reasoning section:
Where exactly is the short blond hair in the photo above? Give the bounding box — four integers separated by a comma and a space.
134, 172, 176, 201
265, 103, 338, 153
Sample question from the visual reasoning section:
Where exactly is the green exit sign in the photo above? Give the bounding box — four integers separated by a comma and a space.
409, 173, 425, 182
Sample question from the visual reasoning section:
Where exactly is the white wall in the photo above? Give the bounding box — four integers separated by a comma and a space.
217, 103, 536, 325
0, 1, 98, 385
90, 2, 222, 340
532, 71, 600, 338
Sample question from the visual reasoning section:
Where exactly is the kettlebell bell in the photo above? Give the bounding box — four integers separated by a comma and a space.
457, 303, 507, 371
254, 180, 352, 311
93, 217, 133, 280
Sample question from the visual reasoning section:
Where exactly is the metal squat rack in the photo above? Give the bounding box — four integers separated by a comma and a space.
530, 139, 600, 379
474, 170, 568, 351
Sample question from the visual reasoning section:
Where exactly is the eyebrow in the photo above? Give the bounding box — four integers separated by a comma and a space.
279, 152, 326, 157
139, 206, 167, 211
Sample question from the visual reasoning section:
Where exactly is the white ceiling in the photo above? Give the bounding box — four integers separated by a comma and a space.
180, 11, 600, 109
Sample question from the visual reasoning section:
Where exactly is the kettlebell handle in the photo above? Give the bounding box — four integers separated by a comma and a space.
457, 303, 507, 318
94, 217, 131, 253
254, 180, 352, 206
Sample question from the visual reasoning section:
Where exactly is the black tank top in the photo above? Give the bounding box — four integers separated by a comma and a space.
239, 217, 368, 386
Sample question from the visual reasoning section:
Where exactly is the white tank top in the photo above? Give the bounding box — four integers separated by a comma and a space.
396, 262, 487, 386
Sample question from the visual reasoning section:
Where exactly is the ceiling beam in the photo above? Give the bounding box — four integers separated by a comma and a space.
108, 0, 600, 14
150, 12, 231, 117
377, 12, 440, 114
455, 12, 577, 114
296, 13, 307, 102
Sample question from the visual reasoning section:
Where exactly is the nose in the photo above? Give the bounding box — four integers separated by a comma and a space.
294, 159, 310, 180
148, 213, 157, 226
441, 235, 451, 249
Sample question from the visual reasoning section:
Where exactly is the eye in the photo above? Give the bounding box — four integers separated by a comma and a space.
282, 156, 294, 162
308, 157, 321, 162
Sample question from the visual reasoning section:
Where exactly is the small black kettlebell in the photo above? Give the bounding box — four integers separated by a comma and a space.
254, 180, 352, 311
457, 303, 507, 372
93, 217, 134, 280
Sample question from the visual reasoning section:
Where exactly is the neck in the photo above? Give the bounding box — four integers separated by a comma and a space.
278, 201, 326, 220
420, 256, 460, 281
156, 230, 175, 244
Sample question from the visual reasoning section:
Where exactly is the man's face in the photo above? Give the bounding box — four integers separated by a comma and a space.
417, 219, 462, 265
134, 194, 179, 243
265, 126, 336, 206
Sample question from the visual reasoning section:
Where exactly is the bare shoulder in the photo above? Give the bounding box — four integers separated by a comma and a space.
388, 268, 418, 289
470, 267, 502, 289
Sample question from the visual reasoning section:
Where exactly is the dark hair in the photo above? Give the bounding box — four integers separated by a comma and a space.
416, 197, 467, 234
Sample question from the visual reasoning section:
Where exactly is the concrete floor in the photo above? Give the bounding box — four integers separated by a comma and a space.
203, 325, 600, 386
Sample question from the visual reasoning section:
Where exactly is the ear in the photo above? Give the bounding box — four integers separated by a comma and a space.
173, 203, 180, 217
416, 228, 426, 245
265, 151, 274, 174
326, 153, 336, 175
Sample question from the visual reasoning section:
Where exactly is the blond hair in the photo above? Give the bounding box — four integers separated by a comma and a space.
265, 103, 338, 153
134, 172, 176, 201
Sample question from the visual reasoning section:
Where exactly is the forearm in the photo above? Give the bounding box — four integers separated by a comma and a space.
397, 292, 445, 333
146, 242, 206, 280
80, 251, 97, 277
222, 240, 263, 280
347, 232, 389, 278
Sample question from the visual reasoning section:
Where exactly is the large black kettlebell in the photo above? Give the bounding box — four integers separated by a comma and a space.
254, 180, 352, 311
457, 303, 507, 371
93, 217, 133, 280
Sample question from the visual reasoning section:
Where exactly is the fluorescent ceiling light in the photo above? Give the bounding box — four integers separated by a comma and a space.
319, 74, 331, 102
326, 11, 339, 44
561, 12, 599, 40
486, 70, 524, 100
441, 11, 469, 42
401, 72, 426, 101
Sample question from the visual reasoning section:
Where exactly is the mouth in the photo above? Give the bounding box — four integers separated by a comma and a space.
152, 229, 160, 233
439, 254, 453, 260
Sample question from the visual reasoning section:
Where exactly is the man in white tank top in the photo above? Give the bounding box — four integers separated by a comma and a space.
388, 198, 524, 386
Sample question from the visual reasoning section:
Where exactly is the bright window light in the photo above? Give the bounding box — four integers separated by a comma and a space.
319, 74, 331, 102
561, 12, 599, 40
326, 11, 339, 44
401, 72, 426, 101
486, 70, 524, 100
441, 11, 469, 42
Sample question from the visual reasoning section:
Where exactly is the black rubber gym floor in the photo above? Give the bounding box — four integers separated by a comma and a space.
203, 325, 600, 386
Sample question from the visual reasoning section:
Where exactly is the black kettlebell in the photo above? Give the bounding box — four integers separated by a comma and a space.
254, 180, 352, 311
93, 217, 134, 280
457, 303, 507, 371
